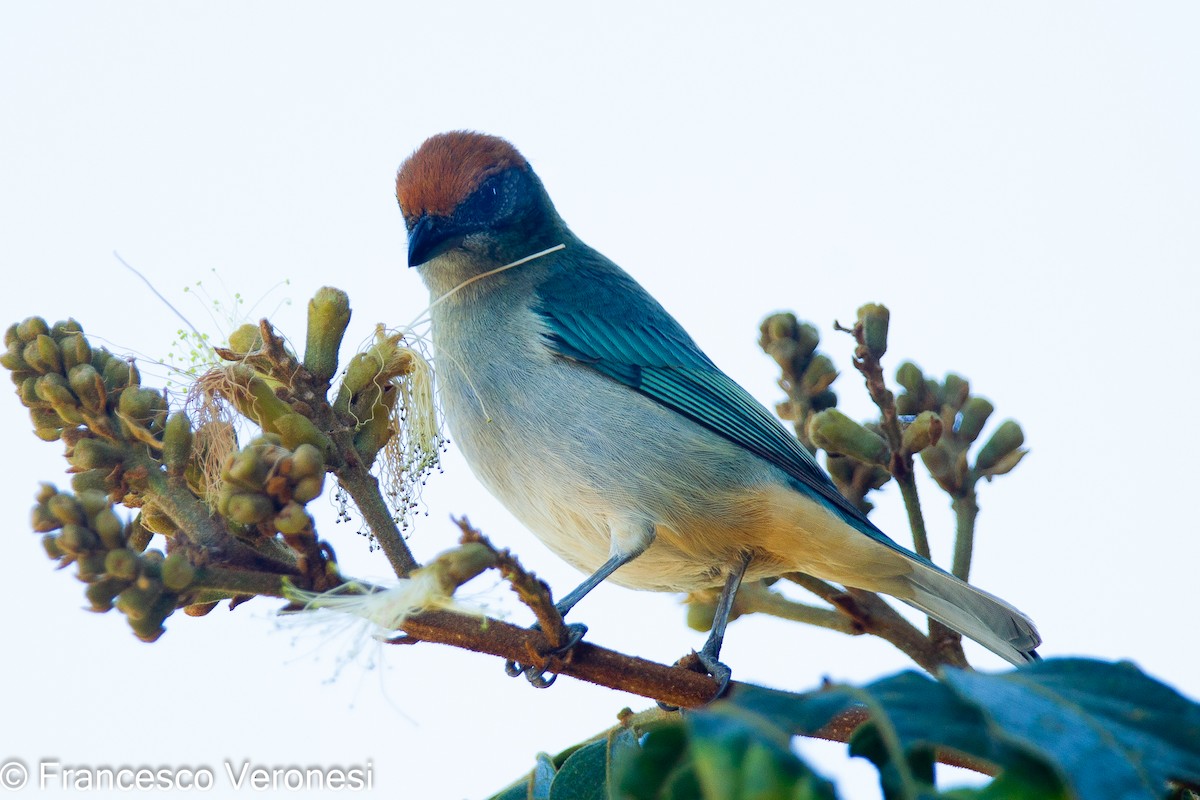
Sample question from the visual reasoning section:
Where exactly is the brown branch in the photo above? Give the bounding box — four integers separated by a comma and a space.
390, 609, 723, 708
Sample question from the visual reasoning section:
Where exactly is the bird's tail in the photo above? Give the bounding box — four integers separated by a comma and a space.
899, 561, 1041, 666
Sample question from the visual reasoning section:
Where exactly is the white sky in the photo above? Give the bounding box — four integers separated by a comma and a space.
2, 4, 1197, 798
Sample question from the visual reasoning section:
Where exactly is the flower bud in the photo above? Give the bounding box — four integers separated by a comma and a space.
290, 443, 324, 480
69, 438, 124, 470
941, 373, 969, 411
273, 501, 311, 535
162, 412, 194, 474
58, 332, 92, 371
16, 316, 50, 343
901, 411, 943, 454
807, 410, 889, 465
799, 355, 838, 396
104, 549, 140, 581
224, 492, 274, 525
67, 364, 107, 414
895, 361, 925, 395
160, 553, 196, 591
291, 475, 325, 504
975, 420, 1025, 472
227, 323, 265, 355
304, 287, 352, 384
956, 397, 994, 443
857, 303, 890, 359
274, 412, 332, 453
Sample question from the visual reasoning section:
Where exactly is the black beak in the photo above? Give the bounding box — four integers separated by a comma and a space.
407, 214, 467, 268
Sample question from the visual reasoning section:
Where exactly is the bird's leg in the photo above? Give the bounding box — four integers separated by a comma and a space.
505, 543, 648, 688
658, 552, 752, 710
695, 552, 751, 695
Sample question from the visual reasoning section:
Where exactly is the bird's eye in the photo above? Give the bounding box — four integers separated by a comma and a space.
469, 174, 505, 220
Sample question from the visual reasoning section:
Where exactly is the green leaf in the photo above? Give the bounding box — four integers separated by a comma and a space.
942, 659, 1200, 800
686, 705, 838, 800
550, 739, 607, 800
613, 723, 689, 800
533, 753, 557, 800
848, 722, 935, 800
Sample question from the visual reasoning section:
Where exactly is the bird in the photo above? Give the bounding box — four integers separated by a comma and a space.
395, 131, 1040, 692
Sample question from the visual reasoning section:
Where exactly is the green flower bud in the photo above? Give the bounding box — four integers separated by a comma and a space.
58, 332, 92, 371
118, 386, 167, 431
58, 523, 99, 555
304, 287, 352, 385
69, 438, 123, 470
34, 373, 78, 410
807, 409, 889, 465
799, 354, 838, 396
942, 373, 969, 411
35, 482, 59, 504
160, 553, 196, 591
49, 318, 83, 339
896, 361, 924, 394
19, 375, 43, 407
47, 493, 85, 526
92, 508, 125, 550
761, 313, 797, 343
956, 396, 994, 443
341, 351, 384, 396
126, 516, 153, 553
67, 363, 107, 414
41, 534, 64, 560
975, 420, 1025, 472
16, 316, 50, 344
686, 599, 717, 633
116, 585, 158, 621
227, 323, 265, 355
225, 492, 274, 525
85, 576, 128, 613
3, 322, 19, 349
857, 303, 890, 358
274, 412, 332, 453
71, 469, 110, 495
29, 334, 64, 374
138, 503, 179, 537
901, 411, 943, 454
32, 503, 61, 533
76, 489, 108, 517
431, 542, 499, 589
978, 447, 1027, 478
102, 356, 138, 395
895, 392, 918, 416
104, 549, 140, 581
30, 406, 62, 432
34, 426, 63, 442
76, 552, 107, 582
0, 345, 28, 372
291, 475, 325, 504
273, 501, 311, 534
162, 412, 194, 474
289, 443, 324, 480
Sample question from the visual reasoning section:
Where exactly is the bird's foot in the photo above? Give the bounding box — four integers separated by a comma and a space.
504, 622, 588, 688
657, 648, 733, 711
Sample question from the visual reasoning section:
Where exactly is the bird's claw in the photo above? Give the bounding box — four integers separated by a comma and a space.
657, 649, 733, 711
504, 622, 588, 688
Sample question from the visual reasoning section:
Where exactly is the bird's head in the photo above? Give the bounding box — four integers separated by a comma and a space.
396, 132, 563, 275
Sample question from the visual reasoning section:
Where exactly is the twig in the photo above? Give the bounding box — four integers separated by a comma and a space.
390, 609, 723, 708
951, 493, 979, 582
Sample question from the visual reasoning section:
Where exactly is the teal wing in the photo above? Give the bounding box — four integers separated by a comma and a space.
534, 262, 894, 544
